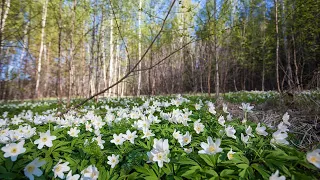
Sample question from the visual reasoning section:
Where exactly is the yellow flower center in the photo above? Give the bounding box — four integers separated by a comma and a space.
11, 148, 17, 153
91, 172, 96, 178
27, 165, 35, 173
228, 153, 234, 159
209, 146, 215, 152
184, 137, 189, 143
310, 156, 317, 163
55, 165, 61, 172
42, 137, 47, 142
112, 159, 116, 163
157, 154, 163, 159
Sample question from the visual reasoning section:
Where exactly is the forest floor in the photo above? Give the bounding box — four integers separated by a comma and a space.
220, 91, 320, 150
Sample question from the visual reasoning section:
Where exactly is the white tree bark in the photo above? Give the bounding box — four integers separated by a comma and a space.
35, 0, 48, 98
0, 0, 10, 37
137, 0, 142, 96
108, 14, 114, 97
101, 16, 107, 97
68, 0, 76, 105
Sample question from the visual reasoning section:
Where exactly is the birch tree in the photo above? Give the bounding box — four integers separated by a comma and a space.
35, 0, 48, 98
137, 0, 143, 96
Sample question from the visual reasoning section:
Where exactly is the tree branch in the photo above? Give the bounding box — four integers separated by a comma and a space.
58, 0, 177, 116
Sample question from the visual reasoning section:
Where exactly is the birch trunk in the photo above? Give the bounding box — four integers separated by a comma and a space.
35, 0, 48, 98
68, 0, 76, 105
108, 15, 114, 97
0, 0, 10, 53
101, 15, 107, 97
137, 0, 142, 96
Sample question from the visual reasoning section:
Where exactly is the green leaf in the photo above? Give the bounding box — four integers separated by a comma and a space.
178, 157, 199, 166
237, 164, 249, 169
4, 159, 13, 171
220, 169, 235, 177
199, 154, 215, 167
181, 166, 200, 177
251, 163, 269, 180
0, 166, 7, 173
239, 168, 247, 178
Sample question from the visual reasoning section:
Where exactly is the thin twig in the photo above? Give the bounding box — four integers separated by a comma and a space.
58, 0, 177, 116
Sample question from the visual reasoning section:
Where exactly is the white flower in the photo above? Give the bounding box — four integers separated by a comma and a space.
198, 137, 223, 155
184, 148, 192, 154
282, 112, 290, 126
218, 116, 225, 126
52, 160, 70, 179
124, 130, 138, 144
208, 106, 216, 115
194, 120, 205, 134
1, 140, 26, 161
67, 127, 80, 137
194, 103, 202, 110
107, 154, 120, 168
152, 150, 170, 168
141, 129, 155, 140
306, 149, 320, 169
256, 123, 268, 136
239, 103, 254, 113
150, 139, 170, 168
24, 158, 46, 180
227, 148, 236, 160
110, 133, 125, 145
81, 165, 99, 180
225, 126, 236, 139
173, 129, 182, 140
152, 138, 170, 152
85, 121, 93, 132
241, 118, 247, 124
271, 130, 289, 145
93, 135, 105, 149
178, 131, 192, 147
34, 130, 57, 149
227, 113, 232, 121
146, 152, 154, 163
269, 170, 286, 180
66, 170, 80, 180
241, 133, 250, 144
277, 122, 289, 132
245, 126, 254, 137
223, 103, 229, 113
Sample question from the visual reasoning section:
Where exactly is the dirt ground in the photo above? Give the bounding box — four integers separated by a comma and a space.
221, 94, 320, 151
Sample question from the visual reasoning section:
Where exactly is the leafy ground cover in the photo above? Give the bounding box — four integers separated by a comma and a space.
0, 92, 319, 180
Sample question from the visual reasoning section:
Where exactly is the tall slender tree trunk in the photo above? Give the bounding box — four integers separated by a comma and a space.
0, 0, 10, 56
0, 0, 10, 100
35, 0, 48, 98
56, 0, 63, 102
44, 42, 50, 97
291, 28, 301, 91
67, 0, 76, 105
275, 0, 281, 92
137, 0, 142, 96
108, 13, 114, 97
214, 0, 219, 97
101, 13, 107, 97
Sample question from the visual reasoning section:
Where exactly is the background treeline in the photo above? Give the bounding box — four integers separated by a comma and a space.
0, 0, 319, 100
